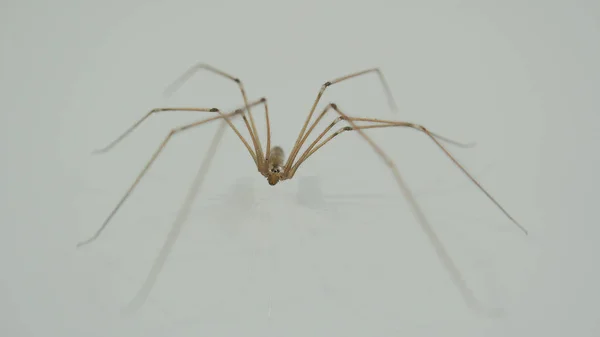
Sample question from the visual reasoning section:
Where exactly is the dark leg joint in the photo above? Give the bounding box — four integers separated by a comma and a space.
210, 108, 219, 112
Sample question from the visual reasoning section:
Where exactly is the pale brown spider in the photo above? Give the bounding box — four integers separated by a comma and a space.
78, 63, 527, 313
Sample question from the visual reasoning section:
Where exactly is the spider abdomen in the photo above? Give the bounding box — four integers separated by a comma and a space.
269, 146, 285, 168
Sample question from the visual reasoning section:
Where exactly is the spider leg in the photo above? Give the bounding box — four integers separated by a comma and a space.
93, 98, 267, 154
275, 103, 337, 172
285, 68, 398, 172
124, 119, 229, 312
287, 110, 471, 179
77, 106, 252, 248
164, 63, 266, 169
289, 104, 526, 313
293, 112, 525, 235
264, 98, 272, 165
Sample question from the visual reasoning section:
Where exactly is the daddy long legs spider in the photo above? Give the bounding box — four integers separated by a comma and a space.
78, 63, 528, 313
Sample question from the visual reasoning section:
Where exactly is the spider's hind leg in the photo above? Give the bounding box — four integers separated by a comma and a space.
287, 103, 524, 314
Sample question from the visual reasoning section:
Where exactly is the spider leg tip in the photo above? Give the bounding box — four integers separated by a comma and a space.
91, 147, 110, 155
162, 87, 178, 98
76, 235, 98, 248
511, 218, 529, 236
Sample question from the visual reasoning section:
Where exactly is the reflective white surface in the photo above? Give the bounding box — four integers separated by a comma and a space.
1, 1, 599, 336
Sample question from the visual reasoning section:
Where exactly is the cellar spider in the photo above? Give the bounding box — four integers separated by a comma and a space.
78, 63, 528, 313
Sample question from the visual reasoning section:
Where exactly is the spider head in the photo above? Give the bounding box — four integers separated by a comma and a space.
267, 166, 283, 186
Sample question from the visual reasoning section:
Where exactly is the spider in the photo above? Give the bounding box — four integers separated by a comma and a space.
78, 63, 528, 313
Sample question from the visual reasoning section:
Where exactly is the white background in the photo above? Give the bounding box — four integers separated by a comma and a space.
1, 0, 599, 336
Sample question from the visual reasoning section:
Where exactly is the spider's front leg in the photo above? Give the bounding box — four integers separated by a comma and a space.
77, 99, 270, 248
284, 68, 398, 173
165, 63, 268, 169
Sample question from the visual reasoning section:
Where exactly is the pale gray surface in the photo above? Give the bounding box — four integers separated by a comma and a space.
1, 0, 599, 336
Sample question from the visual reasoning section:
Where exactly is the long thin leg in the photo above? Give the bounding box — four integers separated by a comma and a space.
291, 112, 526, 235
93, 98, 267, 154
124, 119, 229, 312
285, 103, 463, 177
164, 63, 265, 169
289, 105, 527, 313
288, 115, 472, 179
288, 103, 337, 163
284, 68, 399, 172
77, 107, 250, 248
264, 98, 272, 164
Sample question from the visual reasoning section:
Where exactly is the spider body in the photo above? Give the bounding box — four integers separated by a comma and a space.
266, 146, 285, 185
78, 63, 528, 313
